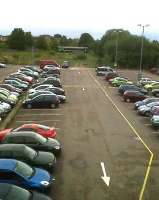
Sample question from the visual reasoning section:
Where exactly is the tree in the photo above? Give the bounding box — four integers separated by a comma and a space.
78, 33, 95, 50
8, 28, 26, 50
35, 36, 48, 50
25, 32, 33, 48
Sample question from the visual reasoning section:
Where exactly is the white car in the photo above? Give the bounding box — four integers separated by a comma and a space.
0, 63, 6, 68
138, 78, 155, 86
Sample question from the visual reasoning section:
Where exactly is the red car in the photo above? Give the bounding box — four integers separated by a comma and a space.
123, 90, 147, 102
0, 124, 57, 141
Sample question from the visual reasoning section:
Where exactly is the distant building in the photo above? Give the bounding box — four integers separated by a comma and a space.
39, 35, 53, 42
0, 35, 8, 42
58, 46, 88, 53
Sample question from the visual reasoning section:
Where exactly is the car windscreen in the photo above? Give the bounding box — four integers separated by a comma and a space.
25, 146, 36, 159
5, 186, 30, 200
15, 161, 33, 178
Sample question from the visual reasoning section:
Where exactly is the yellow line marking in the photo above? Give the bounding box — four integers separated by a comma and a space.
88, 72, 154, 200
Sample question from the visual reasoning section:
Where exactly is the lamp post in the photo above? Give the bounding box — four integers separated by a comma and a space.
114, 29, 122, 68
137, 24, 149, 80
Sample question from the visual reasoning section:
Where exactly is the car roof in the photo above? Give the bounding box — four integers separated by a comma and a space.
0, 159, 16, 170
0, 183, 12, 197
0, 144, 26, 151
8, 131, 38, 138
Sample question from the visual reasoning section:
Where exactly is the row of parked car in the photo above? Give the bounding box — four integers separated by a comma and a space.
23, 64, 66, 109
0, 65, 41, 121
96, 65, 159, 129
0, 62, 65, 199
0, 123, 61, 200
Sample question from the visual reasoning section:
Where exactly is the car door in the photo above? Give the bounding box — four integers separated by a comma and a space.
24, 136, 40, 150
30, 95, 45, 107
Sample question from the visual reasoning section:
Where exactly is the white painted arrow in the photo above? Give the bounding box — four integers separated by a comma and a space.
101, 162, 110, 186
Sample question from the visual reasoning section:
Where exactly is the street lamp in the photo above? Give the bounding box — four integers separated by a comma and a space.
114, 29, 122, 68
137, 24, 150, 80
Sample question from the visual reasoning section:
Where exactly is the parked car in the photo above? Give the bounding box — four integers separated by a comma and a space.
151, 89, 159, 97
137, 101, 159, 116
0, 183, 53, 200
29, 84, 65, 95
96, 66, 114, 76
41, 68, 60, 76
0, 144, 56, 170
40, 73, 60, 79
28, 90, 66, 103
39, 59, 60, 69
123, 90, 147, 102
144, 82, 159, 91
1, 131, 61, 154
111, 77, 133, 87
118, 84, 148, 95
134, 97, 159, 110
0, 93, 15, 106
0, 159, 53, 191
23, 94, 60, 108
137, 77, 154, 86
32, 77, 62, 88
0, 84, 22, 94
150, 105, 159, 116
0, 63, 6, 68
8, 73, 33, 84
151, 115, 159, 129
24, 65, 42, 73
104, 72, 118, 81
11, 123, 57, 138
20, 70, 37, 79
62, 61, 69, 68
19, 67, 39, 78
4, 80, 28, 91
5, 77, 29, 87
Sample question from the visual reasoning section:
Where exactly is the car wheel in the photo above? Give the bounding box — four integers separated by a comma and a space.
27, 104, 32, 109
50, 103, 55, 109
126, 98, 131, 103
145, 111, 150, 117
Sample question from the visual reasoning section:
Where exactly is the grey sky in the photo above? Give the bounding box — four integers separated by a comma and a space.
0, 0, 159, 39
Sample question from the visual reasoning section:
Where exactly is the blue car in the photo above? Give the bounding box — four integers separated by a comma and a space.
0, 159, 54, 191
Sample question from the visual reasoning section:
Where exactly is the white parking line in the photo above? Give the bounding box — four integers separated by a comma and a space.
152, 132, 159, 134
16, 120, 61, 123
144, 124, 152, 126
20, 109, 64, 111
17, 113, 64, 117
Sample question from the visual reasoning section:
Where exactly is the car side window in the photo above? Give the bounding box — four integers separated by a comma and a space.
0, 151, 11, 157
13, 136, 23, 143
24, 137, 35, 144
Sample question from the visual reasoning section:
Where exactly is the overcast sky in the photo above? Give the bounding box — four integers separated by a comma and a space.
1, 0, 159, 39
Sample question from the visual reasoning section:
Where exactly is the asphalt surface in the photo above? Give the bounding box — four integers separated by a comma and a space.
2, 66, 159, 200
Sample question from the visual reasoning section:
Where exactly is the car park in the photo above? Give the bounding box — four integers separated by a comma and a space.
1, 131, 61, 154
0, 183, 53, 200
0, 159, 53, 191
23, 94, 60, 108
0, 144, 56, 170
123, 90, 147, 102
137, 101, 159, 116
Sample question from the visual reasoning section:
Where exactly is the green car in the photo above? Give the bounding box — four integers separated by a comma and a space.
111, 77, 133, 87
151, 115, 159, 129
0, 144, 56, 171
144, 82, 159, 91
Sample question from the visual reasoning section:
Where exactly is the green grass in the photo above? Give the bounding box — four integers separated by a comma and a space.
0, 49, 98, 68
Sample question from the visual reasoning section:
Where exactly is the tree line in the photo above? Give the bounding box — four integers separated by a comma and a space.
1, 28, 159, 68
